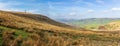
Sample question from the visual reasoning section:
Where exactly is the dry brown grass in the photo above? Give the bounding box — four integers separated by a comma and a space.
0, 11, 120, 46
0, 10, 96, 34
1, 31, 119, 46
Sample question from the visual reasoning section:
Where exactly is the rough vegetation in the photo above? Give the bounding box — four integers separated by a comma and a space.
0, 11, 120, 46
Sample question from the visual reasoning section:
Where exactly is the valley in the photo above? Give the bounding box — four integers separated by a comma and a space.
63, 18, 120, 31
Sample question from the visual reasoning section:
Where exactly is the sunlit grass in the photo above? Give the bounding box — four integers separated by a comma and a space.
0, 11, 120, 46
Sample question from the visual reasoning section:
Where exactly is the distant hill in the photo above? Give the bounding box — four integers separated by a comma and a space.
62, 18, 120, 29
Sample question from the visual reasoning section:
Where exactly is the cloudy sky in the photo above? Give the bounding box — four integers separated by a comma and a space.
0, 0, 120, 19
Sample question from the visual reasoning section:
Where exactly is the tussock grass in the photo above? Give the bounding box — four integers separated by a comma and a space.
0, 11, 120, 46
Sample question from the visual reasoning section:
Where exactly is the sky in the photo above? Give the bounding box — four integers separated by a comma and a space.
0, 0, 120, 19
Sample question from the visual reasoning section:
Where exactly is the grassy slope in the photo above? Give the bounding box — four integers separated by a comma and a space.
103, 21, 120, 30
4, 11, 76, 29
0, 11, 120, 46
0, 25, 30, 45
68, 18, 120, 29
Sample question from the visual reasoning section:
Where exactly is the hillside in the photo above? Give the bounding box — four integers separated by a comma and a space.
1, 11, 76, 29
0, 11, 120, 46
102, 21, 120, 31
64, 18, 120, 29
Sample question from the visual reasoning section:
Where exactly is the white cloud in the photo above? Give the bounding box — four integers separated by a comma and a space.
102, 10, 109, 13
101, 7, 120, 13
87, 9, 94, 13
0, 2, 10, 9
111, 7, 120, 11
0, 1, 22, 11
0, 1, 42, 14
69, 12, 77, 16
